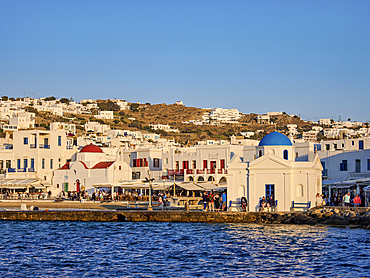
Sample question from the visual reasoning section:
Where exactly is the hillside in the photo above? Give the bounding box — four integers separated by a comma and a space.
28, 101, 316, 145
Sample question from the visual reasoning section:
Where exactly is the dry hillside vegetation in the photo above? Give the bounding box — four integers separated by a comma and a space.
25, 101, 315, 145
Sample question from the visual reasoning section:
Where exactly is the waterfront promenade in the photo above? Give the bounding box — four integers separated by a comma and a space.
1, 200, 370, 229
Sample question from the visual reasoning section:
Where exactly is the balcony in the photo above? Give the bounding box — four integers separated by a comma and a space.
207, 169, 215, 174
168, 169, 184, 176
30, 144, 36, 148
28, 168, 35, 172
186, 169, 193, 175
7, 168, 16, 173
196, 169, 205, 174
39, 144, 50, 149
17, 168, 26, 172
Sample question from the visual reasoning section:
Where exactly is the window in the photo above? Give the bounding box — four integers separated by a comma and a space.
192, 160, 196, 169
153, 158, 160, 168
340, 160, 348, 171
203, 160, 208, 169
119, 166, 121, 170
50, 159, 53, 169
0, 160, 3, 169
220, 159, 225, 169
283, 150, 288, 160
333, 144, 337, 150
325, 144, 330, 150
296, 152, 298, 158
132, 172, 141, 180
259, 150, 263, 157
23, 159, 28, 169
42, 158, 45, 169
58, 136, 61, 146
17, 159, 21, 169
352, 141, 354, 146
296, 184, 304, 197
359, 140, 364, 150
6, 160, 11, 168
23, 137, 28, 145
265, 184, 275, 200
368, 159, 370, 171
31, 158, 34, 169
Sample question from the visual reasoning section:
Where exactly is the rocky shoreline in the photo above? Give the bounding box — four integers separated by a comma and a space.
256, 207, 370, 229
0, 206, 369, 229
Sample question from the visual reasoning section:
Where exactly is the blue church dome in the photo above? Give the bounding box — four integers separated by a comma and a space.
259, 132, 292, 146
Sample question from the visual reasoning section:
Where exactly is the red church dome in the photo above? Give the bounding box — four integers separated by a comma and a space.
80, 144, 103, 153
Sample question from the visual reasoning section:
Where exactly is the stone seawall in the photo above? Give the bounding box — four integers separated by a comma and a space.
0, 207, 370, 229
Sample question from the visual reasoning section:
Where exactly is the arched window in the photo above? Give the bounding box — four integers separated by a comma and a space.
259, 150, 263, 157
197, 176, 204, 181
188, 176, 194, 181
296, 184, 304, 197
208, 176, 215, 181
283, 150, 288, 160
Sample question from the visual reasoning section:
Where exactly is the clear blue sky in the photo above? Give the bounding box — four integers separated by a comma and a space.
1, 0, 369, 122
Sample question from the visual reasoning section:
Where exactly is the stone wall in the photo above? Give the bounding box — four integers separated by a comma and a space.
0, 207, 369, 229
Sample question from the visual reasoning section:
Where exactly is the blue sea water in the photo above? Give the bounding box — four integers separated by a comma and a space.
0, 221, 369, 278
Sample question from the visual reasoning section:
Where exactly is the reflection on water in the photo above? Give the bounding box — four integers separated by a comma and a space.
0, 222, 369, 277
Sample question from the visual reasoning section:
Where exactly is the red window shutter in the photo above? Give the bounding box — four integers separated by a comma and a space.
203, 160, 207, 169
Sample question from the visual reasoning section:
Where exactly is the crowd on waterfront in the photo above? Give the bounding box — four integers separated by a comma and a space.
201, 190, 227, 212
315, 192, 369, 207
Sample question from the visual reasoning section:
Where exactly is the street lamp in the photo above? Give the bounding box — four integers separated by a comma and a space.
144, 170, 155, 211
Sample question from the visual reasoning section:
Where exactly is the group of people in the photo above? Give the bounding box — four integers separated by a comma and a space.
1, 191, 51, 200
259, 196, 276, 211
202, 190, 227, 212
316, 192, 368, 207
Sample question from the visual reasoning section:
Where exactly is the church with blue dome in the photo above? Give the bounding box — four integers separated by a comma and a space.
227, 131, 323, 212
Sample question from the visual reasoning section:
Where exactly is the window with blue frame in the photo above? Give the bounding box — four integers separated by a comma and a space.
42, 158, 45, 169
340, 160, 348, 171
23, 137, 28, 145
50, 159, 53, 169
17, 159, 21, 169
31, 158, 34, 169
283, 150, 288, 160
58, 136, 61, 146
368, 159, 370, 171
23, 159, 28, 169
265, 184, 275, 200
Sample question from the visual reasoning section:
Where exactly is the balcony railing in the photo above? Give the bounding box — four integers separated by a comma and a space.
207, 169, 215, 174
66, 145, 74, 150
7, 168, 35, 173
39, 144, 50, 149
186, 169, 193, 174
30, 144, 36, 148
196, 169, 205, 174
168, 169, 184, 176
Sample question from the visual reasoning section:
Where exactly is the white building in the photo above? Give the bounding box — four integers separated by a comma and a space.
53, 144, 131, 194
319, 119, 332, 126
84, 122, 111, 135
257, 115, 270, 124
95, 111, 114, 120
267, 111, 283, 116
50, 122, 77, 135
150, 123, 179, 133
228, 132, 322, 212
